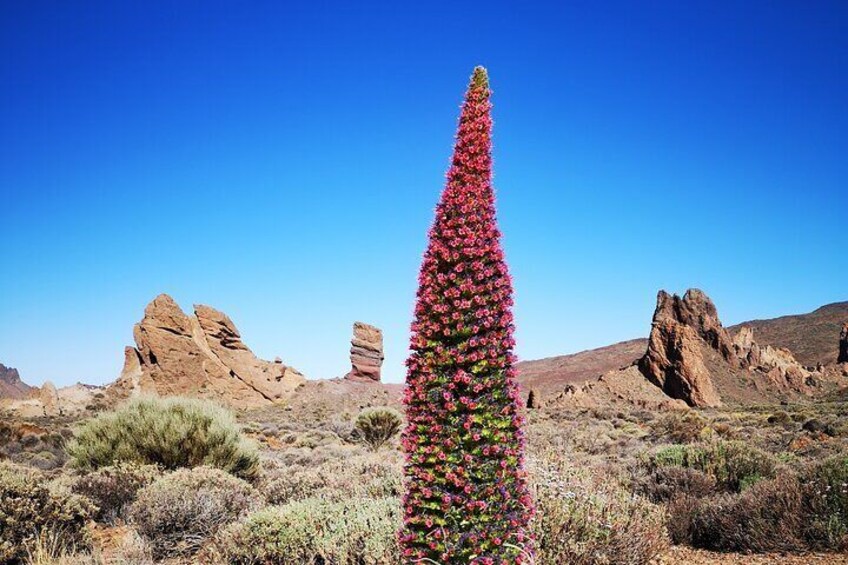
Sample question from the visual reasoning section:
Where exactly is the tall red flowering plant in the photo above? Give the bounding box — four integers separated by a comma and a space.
400, 67, 534, 564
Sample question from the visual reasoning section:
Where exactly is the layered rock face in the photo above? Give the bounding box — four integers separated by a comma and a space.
839, 323, 848, 364
733, 326, 811, 389
0, 364, 33, 399
114, 294, 305, 408
639, 290, 725, 407
345, 322, 384, 382
638, 289, 822, 408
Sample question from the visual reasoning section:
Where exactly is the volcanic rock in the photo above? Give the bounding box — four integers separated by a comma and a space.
344, 322, 384, 382
38, 381, 61, 416
112, 294, 305, 409
638, 290, 725, 407
0, 364, 33, 399
733, 326, 813, 390
839, 323, 848, 364
526, 389, 542, 409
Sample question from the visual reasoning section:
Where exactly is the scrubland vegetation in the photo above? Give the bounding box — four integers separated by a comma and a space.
2, 395, 847, 564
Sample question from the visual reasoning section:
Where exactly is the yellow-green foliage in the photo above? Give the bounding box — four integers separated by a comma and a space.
129, 466, 261, 559
650, 440, 777, 492
210, 497, 401, 564
0, 462, 94, 563
352, 407, 402, 451
67, 397, 259, 479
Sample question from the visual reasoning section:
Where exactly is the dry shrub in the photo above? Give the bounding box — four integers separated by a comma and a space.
128, 466, 261, 558
802, 453, 848, 550
0, 462, 94, 563
0, 422, 70, 471
261, 453, 402, 505
651, 411, 712, 443
668, 474, 805, 552
68, 397, 259, 480
637, 465, 717, 503
208, 497, 401, 564
649, 440, 776, 492
530, 460, 668, 565
71, 463, 162, 524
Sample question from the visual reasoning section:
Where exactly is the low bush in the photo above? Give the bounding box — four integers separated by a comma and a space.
129, 466, 261, 558
668, 474, 805, 552
0, 462, 94, 563
209, 497, 401, 564
649, 440, 776, 492
802, 454, 848, 550
651, 411, 712, 444
261, 454, 402, 505
638, 465, 717, 503
531, 461, 668, 565
352, 407, 402, 451
67, 396, 259, 479
71, 462, 162, 524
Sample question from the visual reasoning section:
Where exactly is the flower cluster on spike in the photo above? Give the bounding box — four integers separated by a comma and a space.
400, 66, 534, 564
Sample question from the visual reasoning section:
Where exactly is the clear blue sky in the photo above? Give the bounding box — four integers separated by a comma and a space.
1, 1, 846, 387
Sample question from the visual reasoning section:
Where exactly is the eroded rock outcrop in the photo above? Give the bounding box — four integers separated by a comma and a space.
344, 322, 384, 382
638, 290, 724, 407
839, 323, 848, 364
0, 364, 33, 399
113, 294, 305, 408
733, 326, 812, 390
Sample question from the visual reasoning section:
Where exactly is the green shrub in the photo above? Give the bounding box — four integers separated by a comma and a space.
531, 462, 668, 565
0, 462, 94, 563
209, 497, 401, 564
71, 462, 162, 524
650, 440, 776, 492
67, 397, 259, 479
129, 466, 260, 558
668, 474, 805, 552
802, 454, 848, 550
352, 407, 402, 451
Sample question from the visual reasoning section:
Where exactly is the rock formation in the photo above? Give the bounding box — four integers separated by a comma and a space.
344, 322, 384, 382
733, 326, 812, 389
38, 382, 60, 415
839, 323, 848, 364
638, 290, 725, 407
0, 364, 33, 399
526, 389, 542, 409
113, 294, 305, 409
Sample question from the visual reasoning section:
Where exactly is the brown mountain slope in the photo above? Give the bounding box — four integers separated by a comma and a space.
518, 300, 848, 396
517, 338, 647, 395
728, 302, 848, 366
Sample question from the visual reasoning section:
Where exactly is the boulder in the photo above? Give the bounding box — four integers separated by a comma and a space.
112, 294, 305, 409
38, 381, 61, 416
839, 323, 848, 364
344, 322, 384, 382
